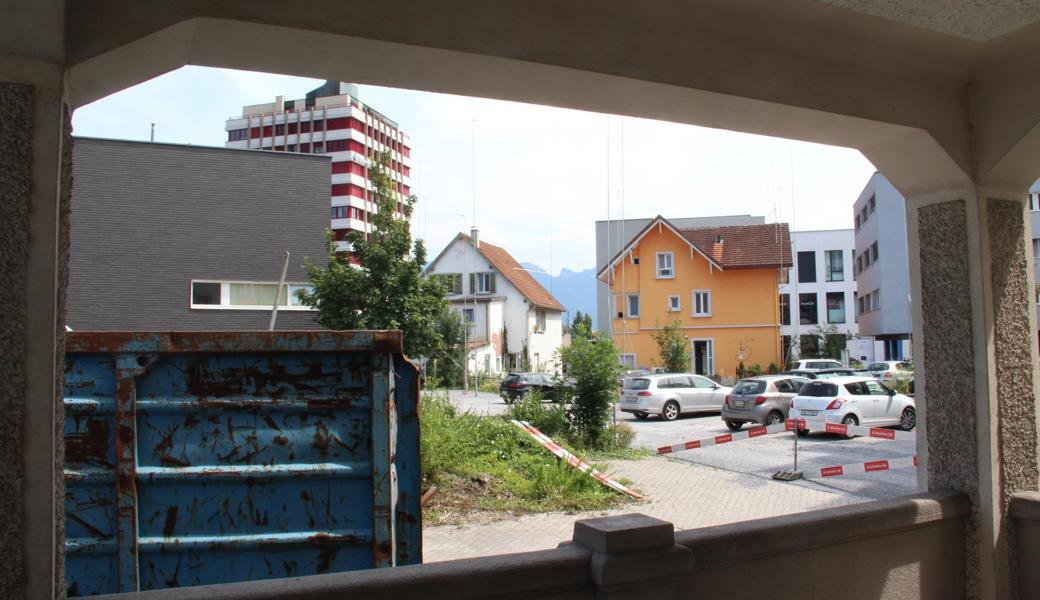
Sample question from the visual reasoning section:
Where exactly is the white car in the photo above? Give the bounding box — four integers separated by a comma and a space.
789, 376, 915, 435
787, 358, 843, 372
867, 360, 913, 383
620, 373, 732, 421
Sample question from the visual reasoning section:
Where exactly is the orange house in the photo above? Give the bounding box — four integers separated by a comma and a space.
597, 216, 792, 378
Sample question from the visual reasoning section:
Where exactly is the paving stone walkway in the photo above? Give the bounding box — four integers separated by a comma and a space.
423, 455, 869, 562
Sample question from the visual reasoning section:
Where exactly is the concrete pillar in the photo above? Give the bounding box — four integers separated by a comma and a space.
1, 5, 72, 596
570, 514, 693, 600
906, 186, 1040, 600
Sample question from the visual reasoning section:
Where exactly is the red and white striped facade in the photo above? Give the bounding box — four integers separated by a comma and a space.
224, 83, 412, 252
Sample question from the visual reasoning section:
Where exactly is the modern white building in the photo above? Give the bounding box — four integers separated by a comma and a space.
780, 229, 862, 363
426, 229, 566, 375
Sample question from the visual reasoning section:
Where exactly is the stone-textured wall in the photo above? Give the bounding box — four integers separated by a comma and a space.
55, 105, 71, 600
0, 82, 33, 598
917, 199, 979, 593
987, 199, 1039, 600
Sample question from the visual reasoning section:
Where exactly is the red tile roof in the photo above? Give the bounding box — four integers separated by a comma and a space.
679, 223, 792, 269
461, 234, 566, 312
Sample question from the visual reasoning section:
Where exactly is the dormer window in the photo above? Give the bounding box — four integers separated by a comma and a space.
656, 252, 674, 279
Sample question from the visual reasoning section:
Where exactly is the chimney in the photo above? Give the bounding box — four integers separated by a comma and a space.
712, 234, 724, 262
471, 227, 480, 248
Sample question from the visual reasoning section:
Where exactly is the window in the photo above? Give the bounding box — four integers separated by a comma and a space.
1031, 194, 1040, 212
871, 290, 881, 311
190, 280, 314, 310
626, 294, 640, 318
826, 292, 846, 324
797, 251, 816, 283
855, 213, 861, 230
799, 334, 820, 357
472, 272, 496, 294
780, 294, 791, 326
274, 124, 285, 135
870, 241, 878, 262
799, 293, 818, 325
824, 250, 844, 281
862, 250, 871, 269
1033, 238, 1040, 261
535, 310, 547, 334
620, 354, 637, 369
433, 273, 463, 295
312, 142, 324, 153
868, 194, 876, 215
668, 295, 680, 312
854, 291, 859, 322
781, 335, 793, 361
692, 290, 711, 316
656, 252, 675, 278
227, 128, 249, 142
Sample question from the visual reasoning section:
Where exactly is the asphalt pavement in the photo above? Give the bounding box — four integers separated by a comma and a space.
617, 406, 917, 500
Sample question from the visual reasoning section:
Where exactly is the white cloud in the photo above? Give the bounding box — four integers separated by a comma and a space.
73, 66, 876, 275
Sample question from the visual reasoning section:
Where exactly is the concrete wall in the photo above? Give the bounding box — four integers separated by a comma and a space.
67, 138, 329, 331
90, 491, 969, 600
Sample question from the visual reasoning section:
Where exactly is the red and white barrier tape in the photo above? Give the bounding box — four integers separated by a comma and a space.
510, 420, 645, 499
656, 419, 806, 454
812, 455, 918, 478
814, 421, 916, 442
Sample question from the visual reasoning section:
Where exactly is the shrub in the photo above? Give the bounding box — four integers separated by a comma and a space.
747, 363, 763, 377
557, 323, 624, 449
651, 321, 690, 373
766, 362, 780, 375
506, 391, 570, 438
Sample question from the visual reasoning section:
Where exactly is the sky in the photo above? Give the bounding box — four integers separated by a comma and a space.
72, 66, 877, 275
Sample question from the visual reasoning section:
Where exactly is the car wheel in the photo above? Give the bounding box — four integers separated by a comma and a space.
725, 420, 743, 431
765, 411, 783, 426
900, 407, 916, 431
840, 414, 859, 439
634, 412, 648, 420
661, 401, 680, 421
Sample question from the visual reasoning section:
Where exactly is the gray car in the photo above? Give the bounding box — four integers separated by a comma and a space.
721, 375, 810, 430
620, 373, 732, 421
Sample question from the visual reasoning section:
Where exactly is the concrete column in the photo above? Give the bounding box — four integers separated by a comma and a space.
906, 186, 1040, 600
1, 18, 71, 598
570, 514, 693, 600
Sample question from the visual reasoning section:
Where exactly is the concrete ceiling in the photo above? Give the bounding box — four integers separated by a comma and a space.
817, 0, 1040, 41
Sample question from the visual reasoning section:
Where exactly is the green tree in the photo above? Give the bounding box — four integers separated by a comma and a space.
429, 306, 469, 386
298, 152, 446, 358
572, 311, 593, 331
557, 322, 624, 448
651, 320, 690, 373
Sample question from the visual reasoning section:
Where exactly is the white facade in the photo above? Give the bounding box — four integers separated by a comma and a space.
426, 232, 565, 375
780, 229, 863, 362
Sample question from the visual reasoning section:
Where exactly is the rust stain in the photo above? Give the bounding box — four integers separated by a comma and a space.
162, 505, 179, 537
65, 417, 112, 466
273, 435, 289, 446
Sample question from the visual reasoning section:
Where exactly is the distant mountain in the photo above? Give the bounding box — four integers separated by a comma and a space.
521, 262, 597, 325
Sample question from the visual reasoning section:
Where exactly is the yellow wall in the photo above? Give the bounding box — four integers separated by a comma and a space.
607, 223, 782, 377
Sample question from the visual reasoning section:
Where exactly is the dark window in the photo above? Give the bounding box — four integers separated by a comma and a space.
871, 241, 878, 262
274, 124, 285, 135
800, 334, 820, 357
227, 128, 248, 141
800, 381, 838, 397
627, 378, 651, 391
799, 293, 818, 325
732, 380, 767, 395
300, 122, 311, 133
826, 292, 845, 323
312, 142, 324, 153
797, 251, 816, 283
326, 140, 347, 152
825, 250, 844, 281
780, 294, 791, 326
191, 282, 220, 305
782, 335, 793, 362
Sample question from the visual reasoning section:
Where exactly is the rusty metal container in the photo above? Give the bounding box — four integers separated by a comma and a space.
63, 331, 421, 596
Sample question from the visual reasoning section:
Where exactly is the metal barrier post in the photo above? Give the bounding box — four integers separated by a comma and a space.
773, 419, 804, 481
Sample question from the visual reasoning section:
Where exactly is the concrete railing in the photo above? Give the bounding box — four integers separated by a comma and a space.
97, 491, 969, 600
1011, 491, 1040, 599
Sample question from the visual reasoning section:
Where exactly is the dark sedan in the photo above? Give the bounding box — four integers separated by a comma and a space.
500, 372, 559, 403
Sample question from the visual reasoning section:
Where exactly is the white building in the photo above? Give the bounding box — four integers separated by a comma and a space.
780, 229, 863, 363
426, 229, 566, 375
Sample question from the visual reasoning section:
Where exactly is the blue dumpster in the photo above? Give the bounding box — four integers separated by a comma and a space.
63, 331, 421, 596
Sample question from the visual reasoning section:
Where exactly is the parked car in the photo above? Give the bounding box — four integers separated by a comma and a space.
780, 369, 818, 380
721, 375, 811, 430
867, 360, 913, 383
619, 369, 649, 386
815, 367, 862, 379
787, 359, 843, 371
620, 373, 732, 421
789, 376, 916, 436
500, 372, 559, 403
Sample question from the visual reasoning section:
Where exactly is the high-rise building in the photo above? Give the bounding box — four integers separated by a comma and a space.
225, 81, 412, 252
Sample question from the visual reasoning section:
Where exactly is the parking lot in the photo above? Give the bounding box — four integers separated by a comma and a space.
445, 389, 917, 501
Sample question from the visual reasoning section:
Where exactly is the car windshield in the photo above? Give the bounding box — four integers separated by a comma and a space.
625, 378, 651, 391
815, 372, 842, 379
868, 362, 890, 371
504, 375, 520, 385
799, 381, 839, 397
732, 380, 767, 395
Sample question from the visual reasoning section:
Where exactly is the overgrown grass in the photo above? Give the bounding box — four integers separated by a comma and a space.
421, 392, 635, 525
